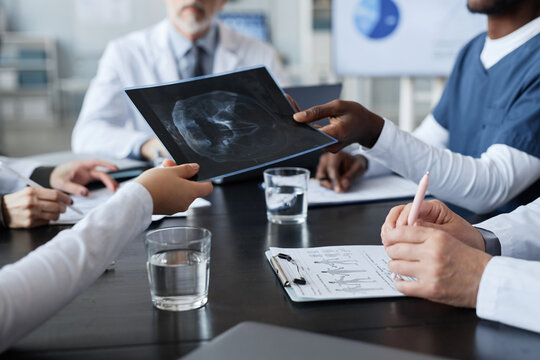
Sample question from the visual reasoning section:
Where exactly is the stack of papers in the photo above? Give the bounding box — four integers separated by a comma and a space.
308, 175, 420, 206
53, 181, 211, 225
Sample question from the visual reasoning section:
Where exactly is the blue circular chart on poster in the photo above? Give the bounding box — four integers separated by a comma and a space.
354, 0, 400, 39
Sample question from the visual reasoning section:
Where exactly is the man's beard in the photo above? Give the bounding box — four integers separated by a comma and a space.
171, 2, 212, 35
467, 0, 523, 15
172, 12, 212, 34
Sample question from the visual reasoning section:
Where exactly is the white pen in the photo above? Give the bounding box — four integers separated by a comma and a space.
408, 171, 430, 226
392, 171, 430, 281
0, 161, 83, 215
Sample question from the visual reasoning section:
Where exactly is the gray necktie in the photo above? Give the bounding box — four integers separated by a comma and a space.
185, 45, 205, 78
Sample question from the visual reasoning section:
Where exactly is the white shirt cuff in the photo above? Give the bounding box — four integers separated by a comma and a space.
129, 134, 155, 160
360, 118, 398, 157
476, 257, 501, 320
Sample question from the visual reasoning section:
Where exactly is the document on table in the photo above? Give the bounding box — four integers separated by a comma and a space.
308, 174, 421, 206
267, 245, 412, 302
53, 182, 211, 225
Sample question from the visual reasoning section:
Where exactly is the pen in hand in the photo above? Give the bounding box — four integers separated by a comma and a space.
408, 171, 430, 226
0, 161, 83, 215
392, 171, 429, 281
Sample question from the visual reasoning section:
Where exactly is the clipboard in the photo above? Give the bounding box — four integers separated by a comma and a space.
265, 251, 312, 302
266, 246, 408, 303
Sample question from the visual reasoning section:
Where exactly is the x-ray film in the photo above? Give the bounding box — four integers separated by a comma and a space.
125, 66, 337, 181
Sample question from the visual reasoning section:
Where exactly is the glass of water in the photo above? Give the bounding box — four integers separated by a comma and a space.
144, 226, 211, 311
264, 167, 309, 225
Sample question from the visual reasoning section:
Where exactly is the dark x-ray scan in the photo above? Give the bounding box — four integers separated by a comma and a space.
125, 66, 336, 181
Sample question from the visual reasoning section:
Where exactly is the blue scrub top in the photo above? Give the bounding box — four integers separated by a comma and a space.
433, 32, 540, 212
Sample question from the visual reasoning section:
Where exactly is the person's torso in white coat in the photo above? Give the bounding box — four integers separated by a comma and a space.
72, 20, 289, 159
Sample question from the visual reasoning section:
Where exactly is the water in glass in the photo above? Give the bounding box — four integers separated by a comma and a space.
147, 249, 209, 311
266, 185, 307, 224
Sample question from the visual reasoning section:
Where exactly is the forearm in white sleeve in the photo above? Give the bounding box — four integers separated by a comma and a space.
355, 114, 449, 178
72, 114, 151, 159
363, 119, 540, 213
475, 198, 540, 260
0, 181, 153, 352
477, 256, 540, 333
71, 42, 152, 159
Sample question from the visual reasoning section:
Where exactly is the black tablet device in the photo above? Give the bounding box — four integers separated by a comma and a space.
125, 66, 336, 182
214, 83, 343, 184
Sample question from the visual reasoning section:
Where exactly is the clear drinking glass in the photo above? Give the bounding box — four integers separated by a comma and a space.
264, 167, 309, 225
145, 226, 211, 311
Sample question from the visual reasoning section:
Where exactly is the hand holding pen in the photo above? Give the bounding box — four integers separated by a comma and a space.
0, 160, 117, 228
387, 171, 429, 280
381, 175, 487, 252
0, 161, 83, 215
407, 172, 430, 226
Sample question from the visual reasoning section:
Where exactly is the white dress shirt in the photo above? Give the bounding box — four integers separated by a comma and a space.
72, 20, 289, 159
0, 181, 153, 352
356, 18, 540, 214
167, 21, 219, 79
475, 198, 540, 333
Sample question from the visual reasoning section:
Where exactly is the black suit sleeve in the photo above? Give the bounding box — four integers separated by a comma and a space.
29, 166, 55, 189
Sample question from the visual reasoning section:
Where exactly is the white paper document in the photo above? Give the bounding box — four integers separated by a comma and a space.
308, 175, 420, 206
53, 182, 211, 225
267, 245, 410, 302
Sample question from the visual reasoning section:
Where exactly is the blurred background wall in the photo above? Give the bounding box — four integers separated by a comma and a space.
0, 0, 482, 157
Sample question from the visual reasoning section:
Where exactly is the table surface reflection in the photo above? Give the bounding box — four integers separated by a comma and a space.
1, 181, 539, 360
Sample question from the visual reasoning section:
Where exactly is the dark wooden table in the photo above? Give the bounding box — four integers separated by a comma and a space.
1, 181, 539, 359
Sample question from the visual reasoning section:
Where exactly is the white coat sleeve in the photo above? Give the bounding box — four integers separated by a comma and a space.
71, 42, 153, 159
477, 256, 540, 333
356, 114, 449, 178
475, 198, 540, 260
362, 119, 540, 214
0, 181, 153, 352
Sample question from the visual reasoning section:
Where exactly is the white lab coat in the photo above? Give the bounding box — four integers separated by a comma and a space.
72, 20, 289, 159
475, 198, 540, 333
0, 182, 153, 352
